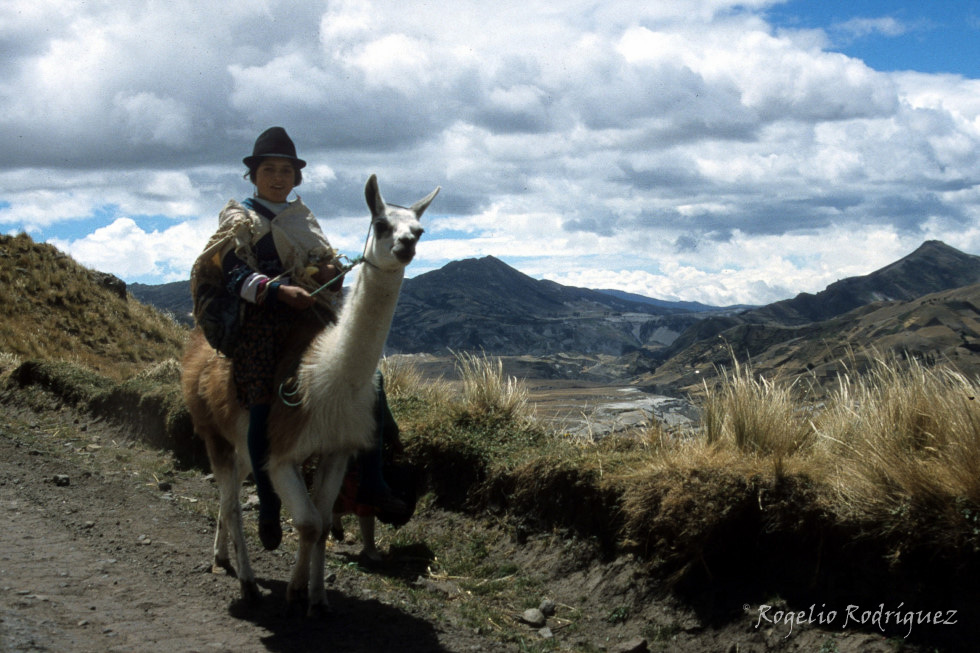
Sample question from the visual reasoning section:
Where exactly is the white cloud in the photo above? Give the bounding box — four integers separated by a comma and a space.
835, 16, 910, 40
1, 0, 979, 306
51, 215, 214, 282
346, 34, 434, 92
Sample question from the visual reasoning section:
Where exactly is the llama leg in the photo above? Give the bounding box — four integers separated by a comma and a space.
272, 462, 322, 605
201, 428, 258, 600
307, 453, 350, 613
358, 515, 381, 562
212, 485, 232, 574
219, 457, 259, 602
210, 465, 233, 573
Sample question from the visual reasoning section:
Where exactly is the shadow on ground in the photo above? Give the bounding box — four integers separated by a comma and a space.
229, 577, 452, 653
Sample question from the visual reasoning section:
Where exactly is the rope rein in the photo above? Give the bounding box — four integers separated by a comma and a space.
310, 217, 381, 297
309, 253, 365, 297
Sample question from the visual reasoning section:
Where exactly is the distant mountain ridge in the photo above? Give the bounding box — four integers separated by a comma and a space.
399, 256, 680, 317
387, 256, 712, 355
126, 241, 980, 391
660, 240, 980, 361
748, 240, 980, 324
129, 255, 731, 356
641, 281, 980, 394
596, 288, 752, 313
129, 281, 194, 325
643, 241, 980, 392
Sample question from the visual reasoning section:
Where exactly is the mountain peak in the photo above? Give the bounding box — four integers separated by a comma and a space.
914, 239, 958, 253
388, 255, 695, 355
746, 240, 980, 325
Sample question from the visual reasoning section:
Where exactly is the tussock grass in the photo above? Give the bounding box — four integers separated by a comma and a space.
384, 348, 980, 579
614, 353, 980, 563
700, 358, 814, 459
380, 355, 452, 409
812, 358, 980, 539
391, 352, 547, 507
453, 350, 530, 422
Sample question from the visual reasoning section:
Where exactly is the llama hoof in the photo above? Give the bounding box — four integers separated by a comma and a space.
213, 557, 237, 577
307, 600, 331, 618
286, 583, 308, 606
241, 580, 262, 604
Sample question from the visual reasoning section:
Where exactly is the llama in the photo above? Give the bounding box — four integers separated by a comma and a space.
181, 175, 438, 611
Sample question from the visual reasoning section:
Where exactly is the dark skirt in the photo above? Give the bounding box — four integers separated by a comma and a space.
231, 302, 294, 407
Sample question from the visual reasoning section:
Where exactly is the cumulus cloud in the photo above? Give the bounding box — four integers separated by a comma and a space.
1, 0, 979, 304
50, 216, 208, 282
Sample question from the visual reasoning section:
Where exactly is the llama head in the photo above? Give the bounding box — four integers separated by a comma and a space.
363, 174, 440, 269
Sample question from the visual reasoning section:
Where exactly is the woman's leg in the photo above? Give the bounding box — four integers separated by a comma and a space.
247, 403, 282, 550
355, 372, 406, 514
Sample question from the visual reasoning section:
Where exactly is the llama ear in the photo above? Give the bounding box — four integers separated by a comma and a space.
365, 174, 385, 217
410, 186, 441, 218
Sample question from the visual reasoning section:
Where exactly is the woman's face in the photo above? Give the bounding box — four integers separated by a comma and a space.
254, 157, 296, 203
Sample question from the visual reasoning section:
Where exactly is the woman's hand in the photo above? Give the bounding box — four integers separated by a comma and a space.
276, 284, 315, 310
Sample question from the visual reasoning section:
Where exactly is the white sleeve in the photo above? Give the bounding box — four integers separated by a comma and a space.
239, 272, 269, 303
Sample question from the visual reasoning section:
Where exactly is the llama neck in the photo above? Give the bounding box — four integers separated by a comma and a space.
317, 264, 403, 380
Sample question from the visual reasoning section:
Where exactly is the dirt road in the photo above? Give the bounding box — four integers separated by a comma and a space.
0, 403, 505, 653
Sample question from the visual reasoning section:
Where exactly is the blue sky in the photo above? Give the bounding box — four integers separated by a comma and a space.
2, 0, 980, 306
768, 1, 980, 75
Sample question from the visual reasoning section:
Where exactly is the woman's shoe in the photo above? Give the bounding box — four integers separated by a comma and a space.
258, 495, 282, 551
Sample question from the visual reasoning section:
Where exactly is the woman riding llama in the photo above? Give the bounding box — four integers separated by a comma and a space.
191, 126, 407, 551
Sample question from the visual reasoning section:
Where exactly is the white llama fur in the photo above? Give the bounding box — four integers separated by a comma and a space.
181, 175, 438, 612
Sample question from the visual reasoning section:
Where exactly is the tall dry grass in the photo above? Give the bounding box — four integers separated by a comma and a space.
628, 352, 980, 541
812, 357, 980, 532
700, 358, 814, 461
453, 350, 530, 423
380, 355, 452, 406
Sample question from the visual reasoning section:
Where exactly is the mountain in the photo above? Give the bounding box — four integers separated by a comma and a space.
400, 256, 678, 317
659, 240, 980, 361
748, 240, 980, 325
126, 241, 980, 388
387, 256, 704, 355
643, 241, 980, 393
130, 256, 716, 357
129, 281, 194, 325
640, 282, 980, 394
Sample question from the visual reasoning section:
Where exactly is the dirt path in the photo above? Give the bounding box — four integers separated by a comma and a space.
0, 406, 504, 653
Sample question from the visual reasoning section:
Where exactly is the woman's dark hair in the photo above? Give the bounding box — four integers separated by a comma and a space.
245, 158, 303, 186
